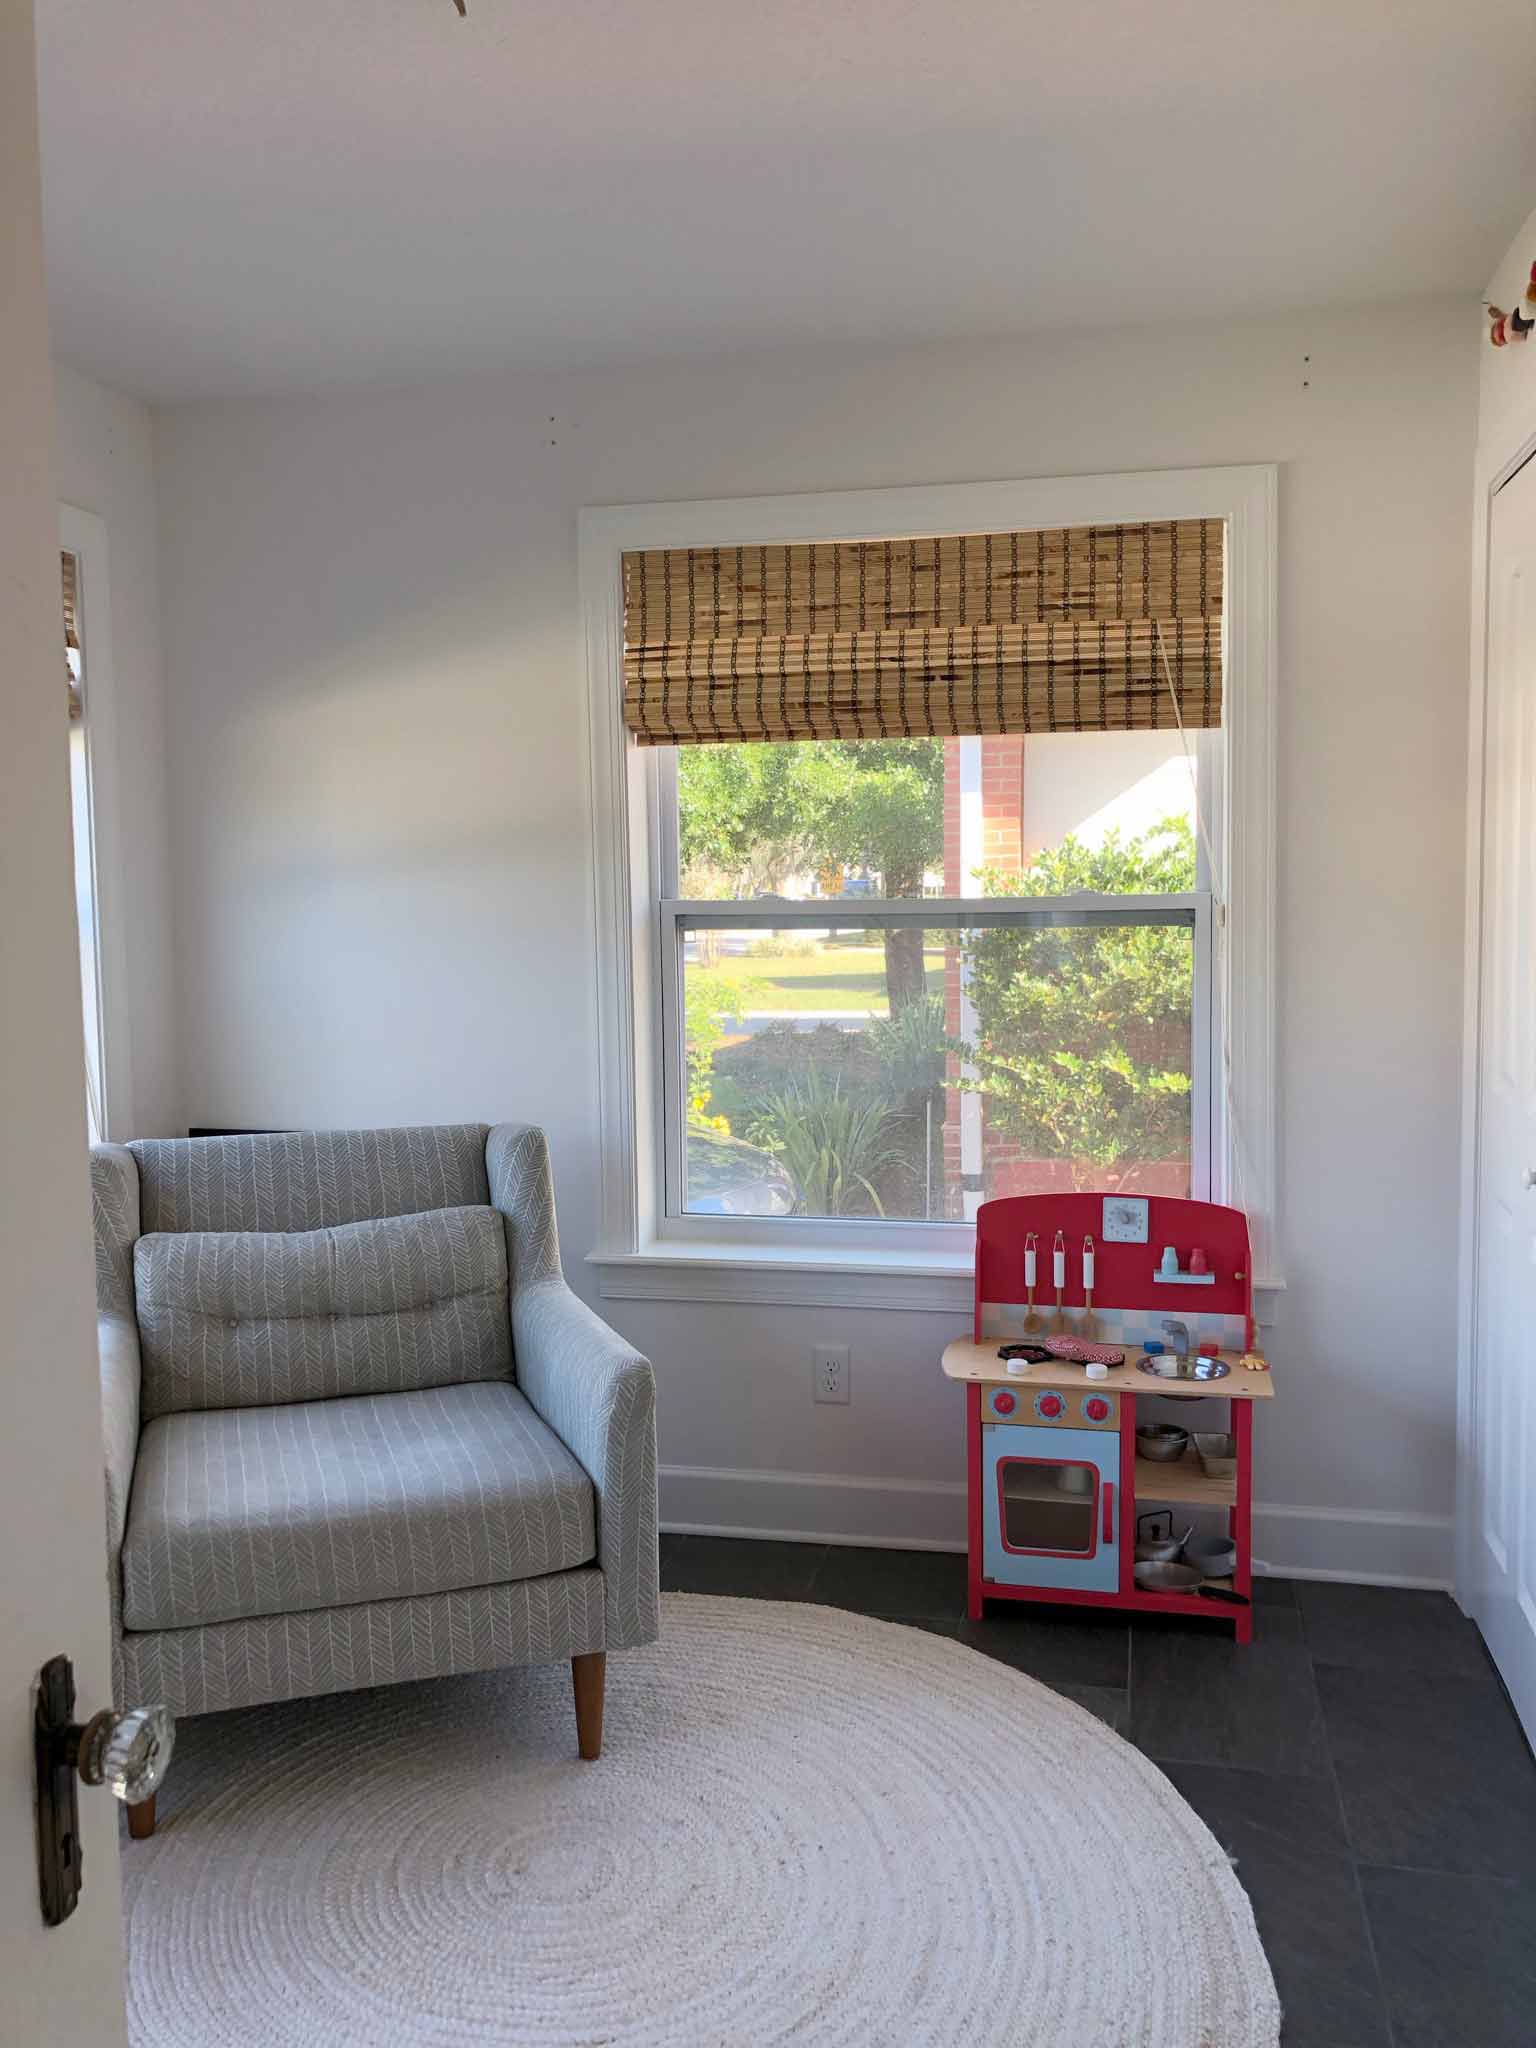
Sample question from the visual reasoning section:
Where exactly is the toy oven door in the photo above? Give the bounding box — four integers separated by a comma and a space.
981, 1423, 1119, 1592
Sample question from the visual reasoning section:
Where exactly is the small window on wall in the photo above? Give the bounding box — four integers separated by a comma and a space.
628, 522, 1223, 1231
62, 546, 107, 1142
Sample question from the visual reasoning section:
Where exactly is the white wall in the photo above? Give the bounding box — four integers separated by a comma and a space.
154, 299, 1476, 1582
0, 3, 127, 2035
1020, 729, 1191, 859
52, 362, 178, 1136
1477, 206, 1536, 466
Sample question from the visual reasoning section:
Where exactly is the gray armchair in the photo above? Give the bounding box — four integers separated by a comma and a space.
90, 1123, 659, 1836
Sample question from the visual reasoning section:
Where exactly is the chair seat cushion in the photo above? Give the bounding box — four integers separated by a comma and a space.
121, 1382, 596, 1632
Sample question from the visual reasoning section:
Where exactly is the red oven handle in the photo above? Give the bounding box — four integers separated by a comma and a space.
1103, 1480, 1115, 1546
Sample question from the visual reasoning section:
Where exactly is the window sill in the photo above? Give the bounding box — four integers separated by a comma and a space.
589, 1243, 1285, 1323
588, 1243, 975, 1313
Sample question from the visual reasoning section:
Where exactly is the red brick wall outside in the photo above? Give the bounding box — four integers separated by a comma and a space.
985, 1157, 1192, 1199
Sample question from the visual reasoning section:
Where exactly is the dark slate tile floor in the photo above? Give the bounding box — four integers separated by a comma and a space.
661, 1533, 1536, 2047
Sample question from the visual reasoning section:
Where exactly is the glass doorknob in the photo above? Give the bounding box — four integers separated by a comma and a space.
68, 1703, 175, 1804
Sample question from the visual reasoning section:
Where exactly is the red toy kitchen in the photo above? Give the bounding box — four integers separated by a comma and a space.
942, 1192, 1275, 1642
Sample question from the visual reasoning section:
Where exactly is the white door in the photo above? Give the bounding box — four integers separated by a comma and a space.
1467, 451, 1536, 1740
0, 3, 130, 2040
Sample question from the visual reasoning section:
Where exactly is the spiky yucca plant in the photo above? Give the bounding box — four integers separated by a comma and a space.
746, 1073, 904, 1217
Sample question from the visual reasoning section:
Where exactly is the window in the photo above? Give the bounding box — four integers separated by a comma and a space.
59, 510, 118, 1144
663, 733, 1215, 1226
581, 469, 1277, 1298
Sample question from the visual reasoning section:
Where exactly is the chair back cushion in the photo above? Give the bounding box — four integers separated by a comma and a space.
133, 1204, 512, 1418
127, 1125, 491, 1234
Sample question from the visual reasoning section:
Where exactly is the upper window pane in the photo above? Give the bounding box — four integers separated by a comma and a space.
675, 734, 1196, 902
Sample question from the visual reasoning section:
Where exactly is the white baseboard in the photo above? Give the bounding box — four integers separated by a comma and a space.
659, 1463, 1455, 1588
661, 1463, 968, 1551
1249, 1502, 1454, 1589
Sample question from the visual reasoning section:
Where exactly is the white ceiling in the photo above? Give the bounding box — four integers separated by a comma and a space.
37, 0, 1536, 403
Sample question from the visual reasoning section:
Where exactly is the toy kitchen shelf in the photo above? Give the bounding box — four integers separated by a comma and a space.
942, 1192, 1274, 1644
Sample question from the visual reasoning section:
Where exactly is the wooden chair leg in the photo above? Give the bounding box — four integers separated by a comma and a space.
126, 1793, 156, 1840
571, 1651, 605, 1761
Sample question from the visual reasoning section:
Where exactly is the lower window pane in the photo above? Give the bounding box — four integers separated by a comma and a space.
679, 918, 1194, 1220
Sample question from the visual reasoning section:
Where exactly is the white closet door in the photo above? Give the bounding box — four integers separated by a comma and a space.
1468, 450, 1536, 1740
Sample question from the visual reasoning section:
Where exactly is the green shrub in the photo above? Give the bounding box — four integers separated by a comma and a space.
865, 992, 948, 1098
955, 817, 1196, 1183
711, 1021, 880, 1103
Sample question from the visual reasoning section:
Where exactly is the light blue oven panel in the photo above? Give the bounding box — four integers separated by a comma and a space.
982, 1422, 1121, 1592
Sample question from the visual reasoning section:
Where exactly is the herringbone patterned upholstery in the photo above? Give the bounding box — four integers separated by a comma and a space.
92, 1123, 659, 1714
122, 1382, 595, 1630
134, 1205, 513, 1416
128, 1125, 492, 1233
119, 1569, 606, 1716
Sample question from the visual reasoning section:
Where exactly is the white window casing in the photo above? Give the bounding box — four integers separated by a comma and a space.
60, 503, 133, 1146
580, 465, 1279, 1312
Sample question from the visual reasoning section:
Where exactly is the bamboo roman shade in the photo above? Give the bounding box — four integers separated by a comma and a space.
61, 549, 82, 722
622, 518, 1223, 745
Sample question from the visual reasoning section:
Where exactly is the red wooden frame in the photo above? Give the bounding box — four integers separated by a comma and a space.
973, 1191, 1254, 1348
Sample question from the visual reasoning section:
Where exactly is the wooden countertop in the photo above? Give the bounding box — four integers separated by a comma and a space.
941, 1336, 1275, 1399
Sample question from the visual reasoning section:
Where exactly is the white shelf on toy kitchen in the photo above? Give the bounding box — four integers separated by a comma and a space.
1153, 1270, 1216, 1284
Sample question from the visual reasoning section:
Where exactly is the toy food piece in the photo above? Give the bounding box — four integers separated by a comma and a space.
1044, 1335, 1125, 1367
1239, 1350, 1270, 1372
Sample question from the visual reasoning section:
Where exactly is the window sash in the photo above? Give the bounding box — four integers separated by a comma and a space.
657, 892, 1215, 1243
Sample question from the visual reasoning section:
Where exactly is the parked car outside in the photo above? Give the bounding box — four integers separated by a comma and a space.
685, 1129, 800, 1215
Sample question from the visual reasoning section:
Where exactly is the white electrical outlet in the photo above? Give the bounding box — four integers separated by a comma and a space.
812, 1343, 850, 1404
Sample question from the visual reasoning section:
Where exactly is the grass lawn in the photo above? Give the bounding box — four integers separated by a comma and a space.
698, 944, 947, 1015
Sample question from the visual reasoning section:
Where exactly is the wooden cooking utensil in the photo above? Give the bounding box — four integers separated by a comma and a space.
1051, 1229, 1067, 1333
1080, 1233, 1099, 1340
1022, 1231, 1043, 1333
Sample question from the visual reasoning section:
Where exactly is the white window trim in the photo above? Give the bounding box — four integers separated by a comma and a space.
60, 502, 135, 1144
579, 464, 1280, 1309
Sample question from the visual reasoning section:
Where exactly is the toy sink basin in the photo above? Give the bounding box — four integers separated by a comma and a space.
1137, 1353, 1231, 1381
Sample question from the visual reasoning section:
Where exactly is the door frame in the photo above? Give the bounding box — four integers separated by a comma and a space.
1455, 421, 1536, 1613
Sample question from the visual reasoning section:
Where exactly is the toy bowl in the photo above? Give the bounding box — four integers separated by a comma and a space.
1184, 1537, 1238, 1578
1135, 1423, 1190, 1462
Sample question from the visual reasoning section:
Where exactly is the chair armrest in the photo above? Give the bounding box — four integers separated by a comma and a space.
98, 1311, 141, 1586
512, 1277, 659, 1650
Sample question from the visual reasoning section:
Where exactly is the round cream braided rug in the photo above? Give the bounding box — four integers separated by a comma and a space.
122, 1594, 1279, 2046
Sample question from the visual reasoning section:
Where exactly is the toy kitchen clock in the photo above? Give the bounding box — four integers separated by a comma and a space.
942, 1193, 1275, 1643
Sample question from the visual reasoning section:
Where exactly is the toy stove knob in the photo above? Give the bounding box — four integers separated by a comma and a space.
1084, 1396, 1111, 1423
992, 1391, 1017, 1416
1035, 1392, 1065, 1420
